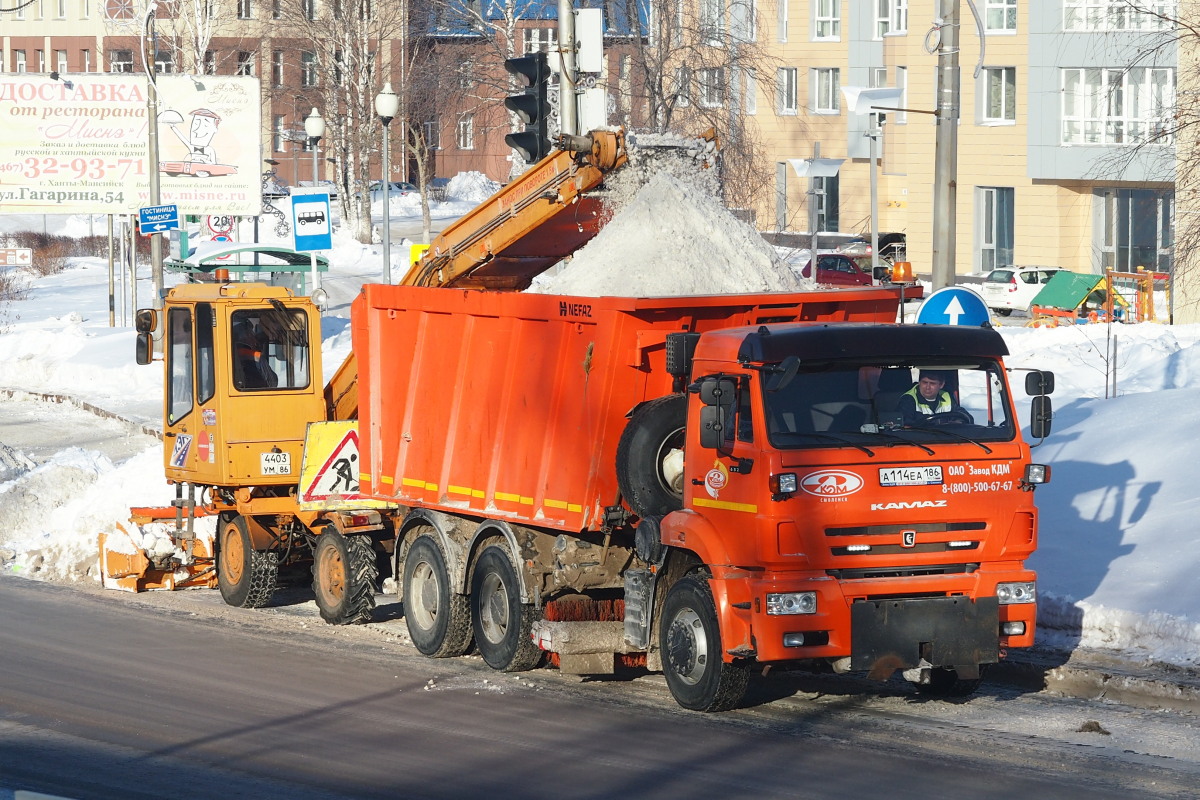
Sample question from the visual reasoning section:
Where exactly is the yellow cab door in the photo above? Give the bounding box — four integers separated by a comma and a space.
163, 301, 218, 483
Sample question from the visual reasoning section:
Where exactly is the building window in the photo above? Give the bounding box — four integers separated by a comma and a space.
523, 27, 557, 54
56, 50, 68, 73
1061, 67, 1175, 145
302, 0, 314, 20
984, 0, 1016, 31
700, 0, 725, 44
731, 0, 755, 42
80, 0, 88, 17
672, 0, 684, 47
1064, 0, 1174, 32
777, 0, 787, 42
81, 49, 90, 72
37, 51, 46, 72
272, 115, 286, 152
154, 50, 174, 74
236, 51, 255, 76
271, 50, 284, 86
15, 51, 27, 73
457, 60, 474, 90
777, 67, 798, 115
814, 67, 840, 113
983, 67, 1016, 122
815, 175, 839, 231
743, 69, 757, 115
895, 66, 908, 124
674, 66, 691, 107
891, 0, 907, 33
875, 0, 890, 37
698, 67, 725, 107
272, 0, 281, 18
457, 115, 474, 149
301, 52, 317, 86
814, 0, 839, 39
978, 187, 1014, 272
1098, 188, 1173, 272
202, 50, 216, 75
237, 0, 251, 17
55, 0, 66, 17
423, 120, 439, 149
109, 49, 132, 73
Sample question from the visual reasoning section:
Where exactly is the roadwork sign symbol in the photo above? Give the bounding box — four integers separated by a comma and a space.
298, 422, 394, 511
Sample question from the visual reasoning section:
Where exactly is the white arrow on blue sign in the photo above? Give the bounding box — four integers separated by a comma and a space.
915, 286, 992, 326
137, 203, 180, 233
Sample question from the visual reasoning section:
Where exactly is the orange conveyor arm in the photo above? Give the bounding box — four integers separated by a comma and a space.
400, 130, 628, 291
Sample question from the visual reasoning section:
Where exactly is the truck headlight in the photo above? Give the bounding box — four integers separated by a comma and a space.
766, 592, 817, 615
1023, 464, 1050, 484
997, 581, 1037, 605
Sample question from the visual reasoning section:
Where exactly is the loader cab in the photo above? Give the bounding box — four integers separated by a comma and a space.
147, 284, 326, 487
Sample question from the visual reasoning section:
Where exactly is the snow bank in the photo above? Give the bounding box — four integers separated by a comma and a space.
446, 172, 500, 203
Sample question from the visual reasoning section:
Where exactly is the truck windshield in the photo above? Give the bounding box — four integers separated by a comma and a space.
763, 359, 1015, 449
231, 308, 311, 392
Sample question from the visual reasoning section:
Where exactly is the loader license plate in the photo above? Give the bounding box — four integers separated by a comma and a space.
261, 452, 292, 475
879, 466, 942, 486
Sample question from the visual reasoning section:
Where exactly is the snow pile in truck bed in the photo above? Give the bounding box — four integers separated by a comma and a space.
528, 171, 811, 297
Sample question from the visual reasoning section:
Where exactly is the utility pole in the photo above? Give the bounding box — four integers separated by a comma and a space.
144, 3, 164, 319
557, 0, 577, 137
931, 0, 960, 290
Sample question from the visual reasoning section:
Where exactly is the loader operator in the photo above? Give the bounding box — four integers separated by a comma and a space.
233, 319, 277, 390
898, 369, 968, 425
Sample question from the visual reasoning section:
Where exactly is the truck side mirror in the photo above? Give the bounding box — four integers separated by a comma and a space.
1030, 395, 1053, 439
135, 331, 153, 365
1025, 370, 1054, 396
135, 308, 157, 334
699, 405, 725, 449
765, 356, 800, 392
699, 378, 737, 406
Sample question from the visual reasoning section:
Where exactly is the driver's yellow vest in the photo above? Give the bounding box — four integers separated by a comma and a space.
903, 386, 953, 415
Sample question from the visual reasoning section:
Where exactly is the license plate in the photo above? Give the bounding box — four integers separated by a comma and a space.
879, 466, 943, 486
261, 452, 292, 475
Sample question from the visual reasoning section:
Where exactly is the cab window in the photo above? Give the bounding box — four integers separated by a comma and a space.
196, 303, 215, 405
231, 308, 311, 392
167, 308, 193, 425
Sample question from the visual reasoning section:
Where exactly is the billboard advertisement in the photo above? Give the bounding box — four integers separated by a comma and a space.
0, 74, 263, 216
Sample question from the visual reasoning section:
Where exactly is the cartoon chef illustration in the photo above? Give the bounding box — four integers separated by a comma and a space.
159, 107, 223, 164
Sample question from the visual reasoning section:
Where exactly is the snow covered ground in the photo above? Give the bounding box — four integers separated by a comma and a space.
2, 190, 1198, 676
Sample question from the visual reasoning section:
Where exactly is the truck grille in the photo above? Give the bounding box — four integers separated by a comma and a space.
827, 563, 979, 580
826, 521, 986, 537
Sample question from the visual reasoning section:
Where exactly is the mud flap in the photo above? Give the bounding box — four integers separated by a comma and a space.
851, 596, 999, 677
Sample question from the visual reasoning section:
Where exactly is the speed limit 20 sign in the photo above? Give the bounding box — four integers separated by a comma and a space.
206, 215, 235, 235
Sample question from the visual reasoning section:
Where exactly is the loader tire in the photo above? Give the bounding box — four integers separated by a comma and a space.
660, 574, 750, 712
403, 534, 473, 657
218, 515, 278, 609
616, 394, 686, 519
312, 531, 377, 625
471, 545, 542, 672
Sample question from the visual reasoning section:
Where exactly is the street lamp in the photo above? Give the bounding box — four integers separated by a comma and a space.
787, 151, 844, 271
842, 86, 905, 281
303, 107, 325, 302
143, 0, 164, 345
374, 82, 399, 284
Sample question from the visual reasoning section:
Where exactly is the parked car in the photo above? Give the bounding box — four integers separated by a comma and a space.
429, 177, 452, 202
980, 265, 1064, 315
800, 253, 874, 286
369, 181, 419, 201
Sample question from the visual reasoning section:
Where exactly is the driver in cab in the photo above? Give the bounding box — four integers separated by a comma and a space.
898, 370, 966, 425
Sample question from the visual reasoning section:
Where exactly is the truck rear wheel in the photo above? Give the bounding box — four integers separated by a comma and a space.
660, 574, 750, 712
312, 531, 377, 625
617, 394, 686, 518
218, 514, 278, 609
403, 535, 472, 657
470, 546, 542, 672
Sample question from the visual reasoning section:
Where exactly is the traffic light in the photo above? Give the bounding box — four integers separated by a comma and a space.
504, 51, 553, 163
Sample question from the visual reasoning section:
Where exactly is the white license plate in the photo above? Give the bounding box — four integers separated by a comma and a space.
879, 466, 943, 486
261, 452, 292, 475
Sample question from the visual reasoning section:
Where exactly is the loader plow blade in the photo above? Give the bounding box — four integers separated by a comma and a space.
99, 507, 218, 592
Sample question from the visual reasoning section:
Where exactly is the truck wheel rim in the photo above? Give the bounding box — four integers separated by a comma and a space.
657, 428, 685, 498
410, 560, 438, 629
478, 572, 509, 644
665, 607, 706, 685
320, 548, 345, 600
223, 525, 244, 584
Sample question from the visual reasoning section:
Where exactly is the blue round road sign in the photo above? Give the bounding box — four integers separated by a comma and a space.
915, 286, 991, 326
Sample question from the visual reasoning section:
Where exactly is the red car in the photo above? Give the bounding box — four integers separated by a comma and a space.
801, 254, 874, 286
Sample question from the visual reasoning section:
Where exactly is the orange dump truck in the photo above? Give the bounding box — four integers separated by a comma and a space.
352, 284, 1054, 711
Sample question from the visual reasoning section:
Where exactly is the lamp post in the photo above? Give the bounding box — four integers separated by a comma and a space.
374, 82, 399, 284
303, 107, 325, 299
143, 1, 164, 343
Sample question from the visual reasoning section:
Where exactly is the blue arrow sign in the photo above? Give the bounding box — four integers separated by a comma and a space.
915, 286, 991, 326
138, 203, 180, 233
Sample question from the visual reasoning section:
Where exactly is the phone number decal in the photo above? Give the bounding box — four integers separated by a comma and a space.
942, 481, 1014, 494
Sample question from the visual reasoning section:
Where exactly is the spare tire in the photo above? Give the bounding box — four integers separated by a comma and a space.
617, 394, 686, 518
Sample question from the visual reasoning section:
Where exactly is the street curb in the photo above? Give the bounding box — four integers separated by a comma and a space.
991, 650, 1200, 715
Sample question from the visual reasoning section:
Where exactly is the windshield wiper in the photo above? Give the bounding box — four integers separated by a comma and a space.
787, 432, 875, 457
908, 426, 993, 454
861, 429, 936, 455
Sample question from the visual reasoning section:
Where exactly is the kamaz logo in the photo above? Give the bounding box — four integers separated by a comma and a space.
870, 500, 949, 510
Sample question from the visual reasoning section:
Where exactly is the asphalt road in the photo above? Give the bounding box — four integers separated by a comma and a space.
2, 576, 1195, 800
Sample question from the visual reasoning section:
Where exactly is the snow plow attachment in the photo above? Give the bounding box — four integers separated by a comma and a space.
99, 506, 217, 592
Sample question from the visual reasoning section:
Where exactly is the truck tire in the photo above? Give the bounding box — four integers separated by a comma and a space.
312, 531, 377, 625
660, 574, 750, 712
617, 394, 686, 519
218, 514, 278, 609
403, 535, 472, 657
470, 545, 542, 672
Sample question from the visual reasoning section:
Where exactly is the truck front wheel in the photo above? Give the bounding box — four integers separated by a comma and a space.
312, 531, 377, 625
403, 534, 472, 657
470, 546, 542, 672
218, 514, 278, 609
660, 574, 750, 712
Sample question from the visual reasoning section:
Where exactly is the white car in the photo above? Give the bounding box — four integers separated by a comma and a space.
980, 266, 1063, 315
